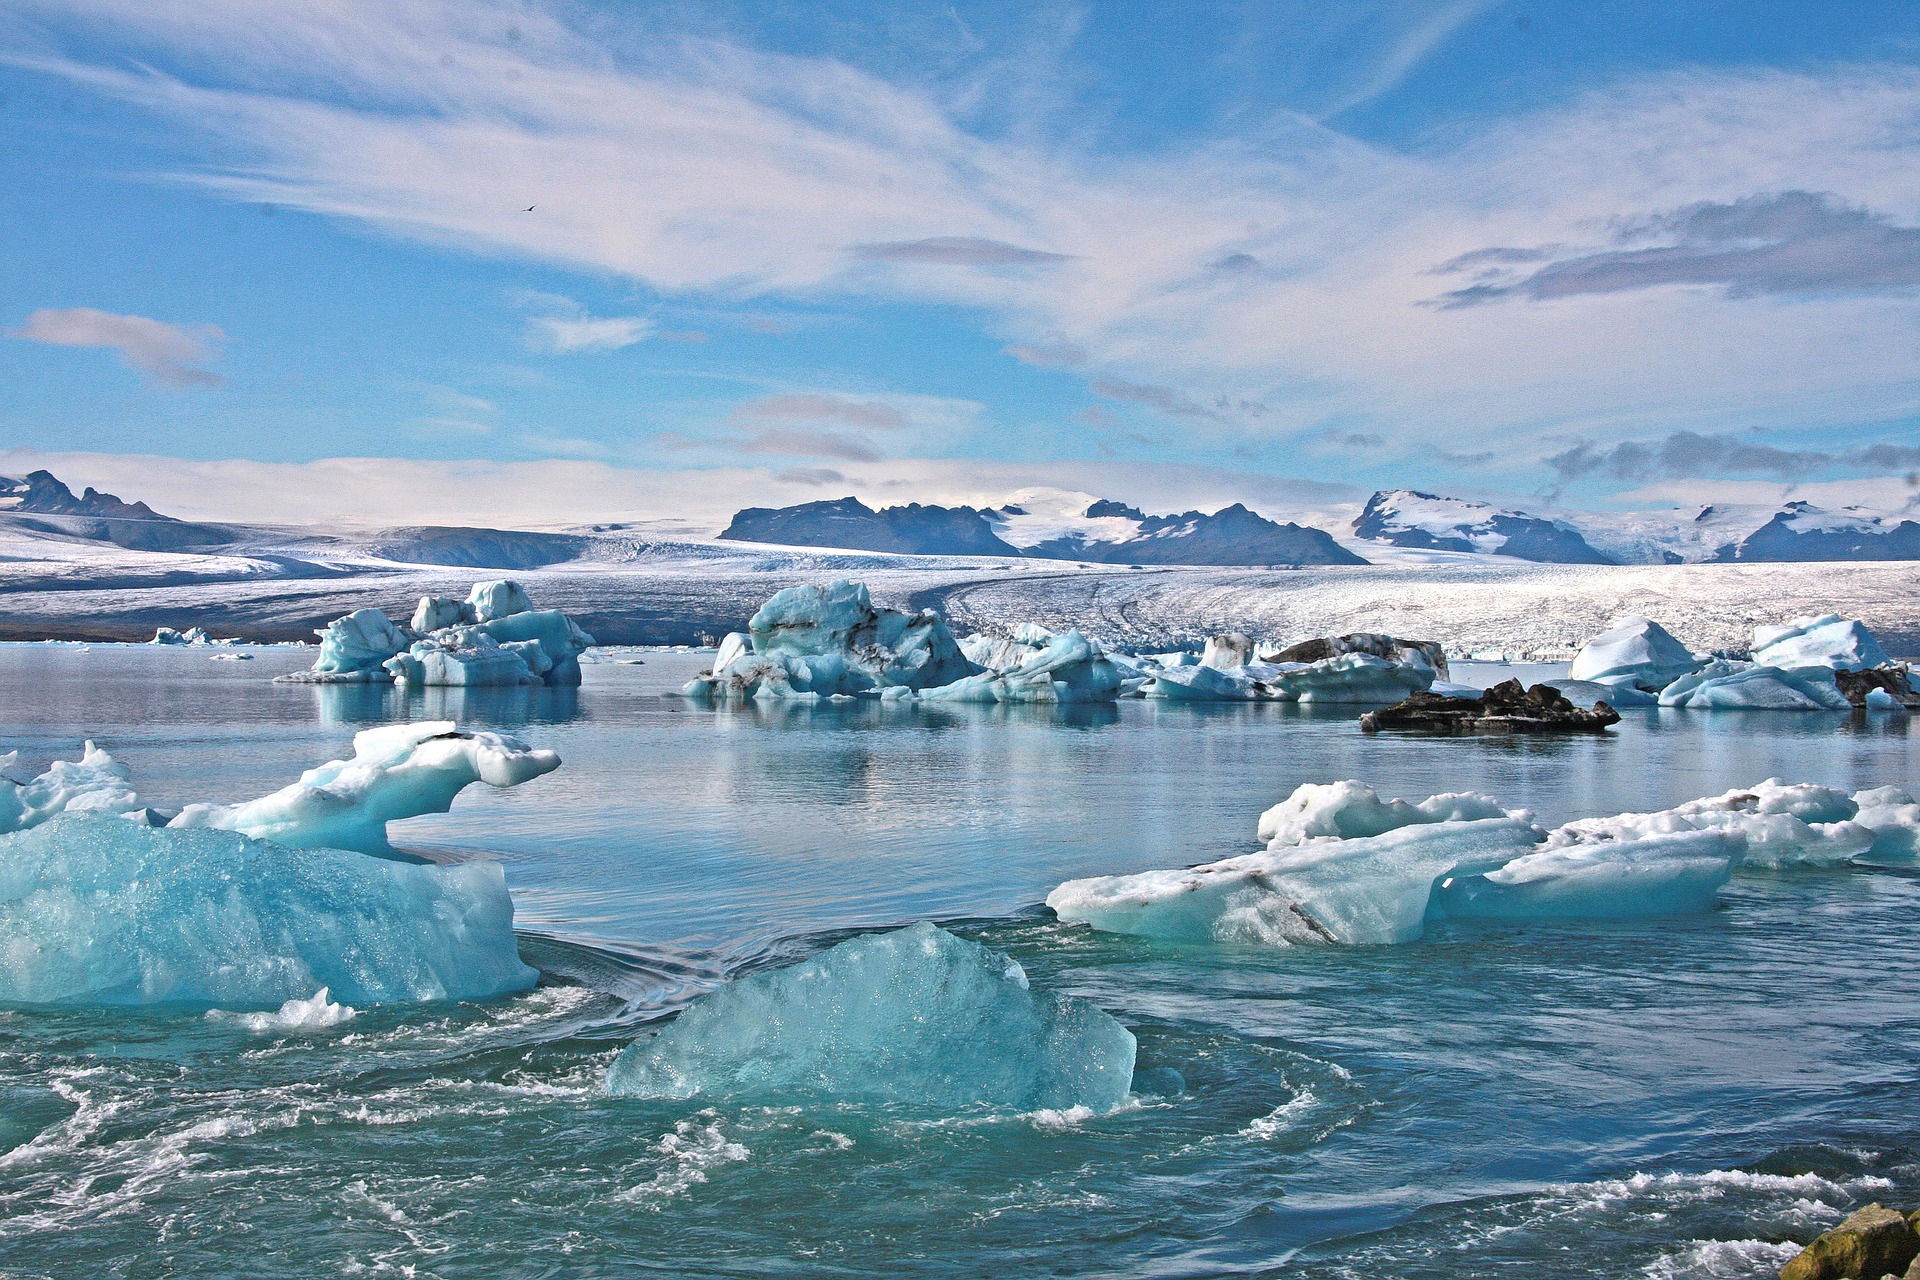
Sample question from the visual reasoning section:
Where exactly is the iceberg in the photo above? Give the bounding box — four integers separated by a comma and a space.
0, 743, 142, 832
919, 628, 1125, 704
605, 922, 1136, 1113
1141, 635, 1440, 704
1433, 829, 1741, 919
1550, 779, 1886, 868
0, 816, 536, 1006
1657, 661, 1852, 711
283, 581, 594, 687
1542, 677, 1659, 708
1257, 779, 1515, 846
1261, 651, 1436, 703
168, 721, 560, 855
687, 580, 978, 700
150, 625, 214, 646
1568, 616, 1704, 692
1751, 614, 1892, 671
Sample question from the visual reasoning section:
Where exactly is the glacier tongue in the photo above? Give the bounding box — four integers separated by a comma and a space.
166, 721, 561, 854
0, 817, 536, 1006
605, 922, 1136, 1113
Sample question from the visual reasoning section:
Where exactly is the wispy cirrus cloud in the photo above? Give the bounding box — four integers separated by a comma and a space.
731, 393, 909, 430
11, 307, 223, 387
514, 291, 654, 353
1548, 430, 1920, 481
849, 236, 1070, 265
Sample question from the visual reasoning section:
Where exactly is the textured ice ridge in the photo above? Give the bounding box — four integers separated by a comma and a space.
1048, 778, 1920, 946
0, 817, 537, 1006
606, 922, 1137, 1112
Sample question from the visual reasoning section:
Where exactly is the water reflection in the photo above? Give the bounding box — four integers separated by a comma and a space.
312, 681, 585, 728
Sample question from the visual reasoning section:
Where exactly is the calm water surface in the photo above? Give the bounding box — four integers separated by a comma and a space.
1, 643, 1916, 1279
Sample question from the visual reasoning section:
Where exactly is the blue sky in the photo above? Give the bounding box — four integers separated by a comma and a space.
2, 0, 1919, 526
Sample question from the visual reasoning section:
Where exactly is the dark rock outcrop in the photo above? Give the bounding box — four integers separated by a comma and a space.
1834, 666, 1920, 710
1354, 490, 1613, 564
1026, 502, 1367, 567
721, 497, 1020, 557
1778, 1203, 1919, 1280
1359, 679, 1620, 734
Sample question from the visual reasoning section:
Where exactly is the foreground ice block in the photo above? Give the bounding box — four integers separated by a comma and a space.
0, 817, 536, 1006
0, 743, 142, 832
1435, 829, 1741, 919
168, 721, 561, 854
1568, 616, 1703, 692
605, 922, 1136, 1112
1657, 661, 1852, 711
1751, 614, 1891, 671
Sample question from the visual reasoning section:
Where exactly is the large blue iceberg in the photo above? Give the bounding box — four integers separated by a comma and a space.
280, 580, 594, 687
605, 922, 1136, 1112
0, 817, 536, 1006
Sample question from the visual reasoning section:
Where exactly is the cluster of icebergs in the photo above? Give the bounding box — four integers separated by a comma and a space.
1048, 777, 1920, 947
684, 580, 1446, 706
282, 580, 594, 688
0, 725, 558, 1005
1556, 613, 1911, 711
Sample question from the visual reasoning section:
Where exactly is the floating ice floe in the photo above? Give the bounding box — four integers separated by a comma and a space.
151, 625, 216, 646
685, 580, 978, 701
0, 818, 536, 1006
169, 721, 561, 854
605, 922, 1136, 1112
279, 580, 593, 687
207, 987, 358, 1031
1750, 614, 1892, 671
1657, 661, 1852, 711
1047, 776, 1920, 947
0, 724, 559, 854
1568, 616, 1705, 693
1141, 632, 1443, 704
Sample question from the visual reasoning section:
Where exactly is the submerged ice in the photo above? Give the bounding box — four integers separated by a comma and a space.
1048, 776, 1920, 947
0, 817, 536, 1006
606, 922, 1136, 1112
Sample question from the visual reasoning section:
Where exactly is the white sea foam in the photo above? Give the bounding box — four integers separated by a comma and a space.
614, 1112, 752, 1204
208, 987, 358, 1032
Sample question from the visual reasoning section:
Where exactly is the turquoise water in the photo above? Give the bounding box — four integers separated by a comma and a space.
2, 644, 1918, 1278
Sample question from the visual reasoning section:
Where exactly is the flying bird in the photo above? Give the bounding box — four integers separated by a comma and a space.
523, 205, 535, 212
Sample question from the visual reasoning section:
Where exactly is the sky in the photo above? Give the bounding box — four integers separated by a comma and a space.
2, 0, 1919, 528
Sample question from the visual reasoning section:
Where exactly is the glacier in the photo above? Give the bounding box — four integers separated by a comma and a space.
1048, 776, 1920, 947
605, 922, 1136, 1112
0, 816, 536, 1006
281, 580, 594, 687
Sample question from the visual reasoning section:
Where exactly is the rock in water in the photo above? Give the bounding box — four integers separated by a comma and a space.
0, 817, 536, 1006
1778, 1203, 1919, 1280
1359, 679, 1621, 733
605, 922, 1136, 1112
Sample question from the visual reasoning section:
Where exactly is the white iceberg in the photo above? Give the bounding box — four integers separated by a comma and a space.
151, 626, 214, 646
0, 817, 536, 1006
1433, 829, 1741, 919
308, 607, 413, 680
1568, 616, 1704, 692
168, 721, 560, 855
1141, 642, 1439, 704
1656, 661, 1851, 711
1750, 614, 1891, 671
1200, 633, 1254, 670
605, 922, 1136, 1112
1256, 779, 1515, 846
1550, 778, 1889, 868
284, 581, 593, 687
1260, 651, 1436, 703
1542, 677, 1659, 708
687, 580, 978, 700
0, 743, 142, 832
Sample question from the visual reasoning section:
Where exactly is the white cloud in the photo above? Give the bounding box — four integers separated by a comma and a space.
13, 3, 1920, 473
11, 307, 223, 387
512, 291, 654, 353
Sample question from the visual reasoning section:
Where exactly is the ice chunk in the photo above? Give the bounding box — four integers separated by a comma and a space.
1657, 661, 1852, 710
1256, 779, 1515, 847
1551, 779, 1885, 868
1145, 663, 1262, 701
150, 626, 213, 646
1542, 677, 1659, 708
0, 817, 536, 1006
1568, 616, 1703, 691
1751, 614, 1891, 671
411, 595, 473, 633
0, 742, 142, 832
688, 580, 977, 699
711, 631, 750, 674
385, 631, 537, 687
1434, 829, 1741, 919
207, 987, 357, 1031
1200, 633, 1254, 670
467, 579, 535, 622
310, 608, 411, 678
605, 922, 1135, 1112
1865, 687, 1908, 712
168, 721, 560, 854
1048, 819, 1544, 946
920, 629, 1124, 704
1262, 651, 1435, 703
1853, 786, 1920, 862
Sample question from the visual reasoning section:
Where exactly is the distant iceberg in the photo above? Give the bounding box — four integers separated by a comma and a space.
1048, 776, 1920, 947
606, 922, 1136, 1112
280, 580, 594, 687
0, 817, 535, 1006
1140, 632, 1443, 703
1751, 614, 1892, 671
1568, 616, 1704, 693
1657, 660, 1852, 711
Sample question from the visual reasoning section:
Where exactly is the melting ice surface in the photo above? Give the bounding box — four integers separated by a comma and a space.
0, 817, 536, 1005
607, 922, 1136, 1112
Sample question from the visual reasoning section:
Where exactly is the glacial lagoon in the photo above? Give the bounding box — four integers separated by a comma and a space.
3, 642, 1918, 1278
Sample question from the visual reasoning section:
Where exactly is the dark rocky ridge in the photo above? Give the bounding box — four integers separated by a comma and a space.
1359, 680, 1621, 734
1715, 501, 1920, 562
721, 497, 1020, 557
0, 470, 233, 551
